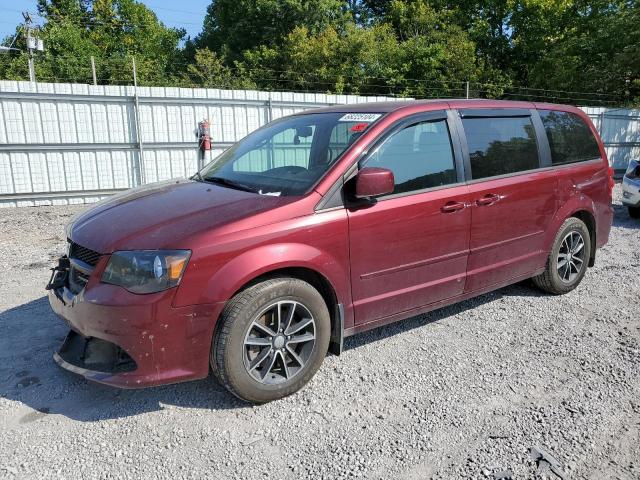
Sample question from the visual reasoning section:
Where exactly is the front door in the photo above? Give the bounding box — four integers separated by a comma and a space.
347, 112, 472, 324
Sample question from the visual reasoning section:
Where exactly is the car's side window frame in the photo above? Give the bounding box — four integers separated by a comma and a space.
316, 109, 467, 211
347, 110, 466, 201
538, 109, 602, 166
452, 108, 552, 183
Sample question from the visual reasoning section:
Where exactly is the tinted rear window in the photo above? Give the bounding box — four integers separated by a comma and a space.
462, 116, 540, 180
539, 110, 601, 165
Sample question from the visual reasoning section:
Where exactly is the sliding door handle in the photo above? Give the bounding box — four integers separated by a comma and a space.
441, 201, 466, 213
476, 194, 501, 206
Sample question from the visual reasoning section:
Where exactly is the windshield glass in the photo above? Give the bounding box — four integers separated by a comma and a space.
197, 112, 383, 196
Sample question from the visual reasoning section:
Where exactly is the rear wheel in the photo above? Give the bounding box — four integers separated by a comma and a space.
211, 277, 330, 403
629, 206, 640, 219
533, 217, 591, 295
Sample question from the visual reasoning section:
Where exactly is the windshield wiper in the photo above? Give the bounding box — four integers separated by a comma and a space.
192, 171, 204, 182
203, 176, 257, 193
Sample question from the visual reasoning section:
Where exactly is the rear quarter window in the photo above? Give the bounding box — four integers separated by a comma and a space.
539, 110, 601, 165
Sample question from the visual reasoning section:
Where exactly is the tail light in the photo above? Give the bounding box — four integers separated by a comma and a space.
608, 166, 615, 195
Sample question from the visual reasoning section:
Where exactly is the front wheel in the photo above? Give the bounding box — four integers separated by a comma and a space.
211, 277, 331, 403
629, 206, 640, 219
533, 217, 591, 295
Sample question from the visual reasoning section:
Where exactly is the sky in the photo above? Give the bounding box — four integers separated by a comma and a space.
0, 0, 210, 43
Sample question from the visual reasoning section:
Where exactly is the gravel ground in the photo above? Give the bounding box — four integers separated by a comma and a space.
0, 185, 638, 480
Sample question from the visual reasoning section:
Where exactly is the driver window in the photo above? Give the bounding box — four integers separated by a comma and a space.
365, 119, 457, 195
233, 125, 315, 172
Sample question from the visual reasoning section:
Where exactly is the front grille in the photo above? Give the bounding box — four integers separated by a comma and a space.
66, 241, 100, 294
68, 241, 101, 267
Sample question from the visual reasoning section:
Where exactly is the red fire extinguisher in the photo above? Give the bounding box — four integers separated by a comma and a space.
198, 119, 211, 151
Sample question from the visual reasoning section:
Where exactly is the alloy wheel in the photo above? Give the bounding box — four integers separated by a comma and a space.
557, 231, 586, 283
243, 301, 316, 385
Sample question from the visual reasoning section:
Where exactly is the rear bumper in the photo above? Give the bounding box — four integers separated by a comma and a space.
48, 283, 224, 388
622, 176, 640, 207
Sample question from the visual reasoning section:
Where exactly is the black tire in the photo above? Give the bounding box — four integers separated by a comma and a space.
533, 217, 591, 295
629, 206, 640, 219
211, 277, 330, 403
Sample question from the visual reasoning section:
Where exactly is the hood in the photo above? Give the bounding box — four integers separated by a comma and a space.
68, 179, 294, 253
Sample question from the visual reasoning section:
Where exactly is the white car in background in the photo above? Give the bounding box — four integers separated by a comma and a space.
622, 159, 640, 218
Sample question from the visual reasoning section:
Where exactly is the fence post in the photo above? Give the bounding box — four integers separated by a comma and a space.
599, 110, 609, 167
90, 56, 97, 85
131, 57, 145, 186
266, 93, 273, 122
465, 81, 470, 99
266, 93, 274, 168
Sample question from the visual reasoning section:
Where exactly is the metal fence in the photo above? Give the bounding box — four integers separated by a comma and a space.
581, 106, 640, 175
0, 80, 638, 207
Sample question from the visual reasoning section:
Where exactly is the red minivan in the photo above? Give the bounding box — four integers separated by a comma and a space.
47, 100, 614, 403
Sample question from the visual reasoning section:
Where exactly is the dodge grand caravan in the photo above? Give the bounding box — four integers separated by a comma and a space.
47, 99, 614, 403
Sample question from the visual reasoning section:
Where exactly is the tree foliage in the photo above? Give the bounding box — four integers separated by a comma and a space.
0, 0, 638, 105
0, 0, 185, 84
195, 0, 347, 61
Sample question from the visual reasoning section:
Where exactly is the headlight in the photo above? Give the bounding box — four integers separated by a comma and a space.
101, 250, 191, 294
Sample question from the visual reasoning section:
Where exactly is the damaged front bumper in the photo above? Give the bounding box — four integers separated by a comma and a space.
47, 257, 224, 388
53, 330, 137, 383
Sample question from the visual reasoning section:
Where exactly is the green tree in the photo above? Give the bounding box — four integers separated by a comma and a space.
386, 0, 481, 96
0, 0, 185, 85
182, 48, 256, 89
1, 0, 636, 105
526, 1, 639, 103
237, 2, 486, 99
196, 0, 347, 61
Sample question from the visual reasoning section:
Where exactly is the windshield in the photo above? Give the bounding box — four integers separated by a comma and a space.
197, 112, 383, 196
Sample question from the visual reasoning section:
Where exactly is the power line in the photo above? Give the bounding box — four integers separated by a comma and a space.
0, 52, 625, 105
135, 3, 205, 16
35, 10, 203, 27
474, 81, 618, 98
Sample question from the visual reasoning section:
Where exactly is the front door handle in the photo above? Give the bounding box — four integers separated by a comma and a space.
441, 201, 466, 213
475, 193, 501, 206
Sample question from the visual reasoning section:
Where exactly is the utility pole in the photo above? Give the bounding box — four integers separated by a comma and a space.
23, 12, 35, 82
131, 56, 145, 186
132, 56, 138, 88
90, 56, 97, 85
22, 12, 43, 82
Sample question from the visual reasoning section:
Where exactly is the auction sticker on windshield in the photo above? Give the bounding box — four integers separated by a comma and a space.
338, 113, 382, 122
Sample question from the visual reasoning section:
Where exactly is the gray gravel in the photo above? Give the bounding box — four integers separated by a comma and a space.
0, 185, 638, 480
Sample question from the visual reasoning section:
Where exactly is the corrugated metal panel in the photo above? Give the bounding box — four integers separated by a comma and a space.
0, 81, 408, 207
579, 107, 640, 170
0, 80, 634, 207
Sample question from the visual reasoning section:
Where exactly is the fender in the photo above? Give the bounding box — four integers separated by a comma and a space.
543, 191, 596, 255
197, 243, 351, 310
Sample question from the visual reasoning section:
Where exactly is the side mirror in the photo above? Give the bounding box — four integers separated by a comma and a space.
355, 167, 394, 199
